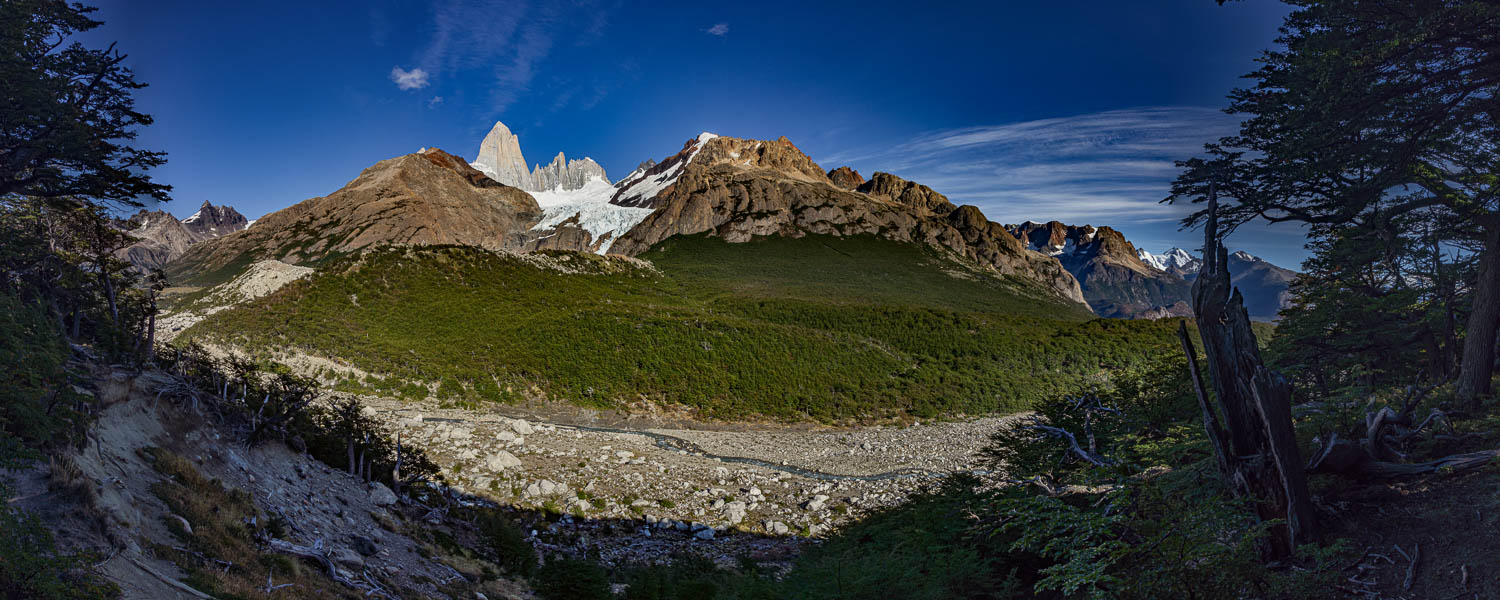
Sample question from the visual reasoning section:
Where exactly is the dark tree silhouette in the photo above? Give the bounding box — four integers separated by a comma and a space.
1, 0, 170, 206
1170, 0, 1500, 405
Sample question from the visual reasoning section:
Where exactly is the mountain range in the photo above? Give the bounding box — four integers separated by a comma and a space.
153, 121, 1295, 319
116, 200, 249, 271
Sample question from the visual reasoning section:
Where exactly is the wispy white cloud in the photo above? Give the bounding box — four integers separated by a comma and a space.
705, 23, 729, 36
428, 96, 444, 108
390, 66, 430, 90
821, 107, 1238, 226
404, 0, 611, 115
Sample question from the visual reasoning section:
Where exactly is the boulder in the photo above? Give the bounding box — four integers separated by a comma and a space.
510, 419, 535, 435
485, 451, 522, 471
368, 482, 398, 506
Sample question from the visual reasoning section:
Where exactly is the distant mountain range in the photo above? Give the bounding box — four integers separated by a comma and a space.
147, 121, 1295, 319
116, 200, 249, 271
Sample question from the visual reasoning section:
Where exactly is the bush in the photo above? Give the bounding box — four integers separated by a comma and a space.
0, 486, 118, 599
476, 510, 537, 576
533, 557, 612, 600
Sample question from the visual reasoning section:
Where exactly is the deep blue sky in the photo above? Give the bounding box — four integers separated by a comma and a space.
89, 0, 1307, 266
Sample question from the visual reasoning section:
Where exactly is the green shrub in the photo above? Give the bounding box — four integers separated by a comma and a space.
534, 557, 611, 600
476, 510, 537, 576
181, 238, 1182, 422
0, 486, 119, 599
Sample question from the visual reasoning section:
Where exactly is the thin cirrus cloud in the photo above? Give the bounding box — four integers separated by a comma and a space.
400, 0, 609, 115
389, 66, 430, 90
705, 23, 729, 36
824, 106, 1240, 226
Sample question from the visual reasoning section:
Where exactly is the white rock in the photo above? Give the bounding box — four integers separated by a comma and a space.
805, 495, 830, 511
486, 451, 522, 471
510, 419, 535, 435
368, 482, 398, 506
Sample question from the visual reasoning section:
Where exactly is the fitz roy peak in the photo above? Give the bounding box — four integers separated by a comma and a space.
471, 121, 607, 192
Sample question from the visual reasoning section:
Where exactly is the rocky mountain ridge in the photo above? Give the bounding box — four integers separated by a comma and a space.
1006, 220, 1298, 320
116, 201, 250, 271
165, 148, 547, 285
1006, 221, 1190, 319
601, 133, 1087, 304
470, 121, 607, 192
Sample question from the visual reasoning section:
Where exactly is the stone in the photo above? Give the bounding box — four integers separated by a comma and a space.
510, 419, 535, 435
804, 495, 829, 511
368, 482, 398, 506
330, 547, 364, 570
485, 451, 522, 471
350, 534, 379, 557
694, 528, 715, 541
723, 501, 748, 525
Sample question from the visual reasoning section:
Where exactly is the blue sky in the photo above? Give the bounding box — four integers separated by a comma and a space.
89, 0, 1308, 266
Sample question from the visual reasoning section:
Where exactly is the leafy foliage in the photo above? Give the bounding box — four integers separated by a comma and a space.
0, 0, 170, 204
533, 557, 612, 600
0, 485, 119, 599
1167, 0, 1500, 403
182, 236, 1182, 421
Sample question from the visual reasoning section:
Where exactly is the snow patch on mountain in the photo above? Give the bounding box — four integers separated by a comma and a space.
530, 176, 653, 253
1137, 247, 1200, 272
610, 132, 718, 208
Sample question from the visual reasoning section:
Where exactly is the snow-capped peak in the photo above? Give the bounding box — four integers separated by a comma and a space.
697, 132, 719, 143
1136, 248, 1167, 270
1138, 247, 1201, 271
1230, 250, 1259, 262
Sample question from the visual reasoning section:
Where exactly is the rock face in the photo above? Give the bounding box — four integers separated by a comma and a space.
1007, 221, 1192, 319
1005, 222, 1299, 320
181, 200, 249, 238
530, 151, 608, 191
117, 210, 201, 271
604, 133, 1086, 304
168, 148, 543, 285
827, 166, 865, 190
116, 203, 250, 272
471, 121, 534, 190
470, 120, 608, 192
1227, 251, 1297, 320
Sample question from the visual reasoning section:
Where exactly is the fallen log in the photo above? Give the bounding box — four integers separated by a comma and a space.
1308, 435, 1500, 479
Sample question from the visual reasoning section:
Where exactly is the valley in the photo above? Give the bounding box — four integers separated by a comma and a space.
355, 393, 1012, 565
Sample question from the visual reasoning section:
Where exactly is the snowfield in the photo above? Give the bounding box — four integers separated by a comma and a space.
529, 176, 654, 253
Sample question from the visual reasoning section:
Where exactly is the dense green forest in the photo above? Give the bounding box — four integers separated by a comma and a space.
180, 235, 1179, 421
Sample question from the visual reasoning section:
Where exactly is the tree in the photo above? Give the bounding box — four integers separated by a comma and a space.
1176, 188, 1318, 557
1170, 0, 1500, 405
1, 0, 169, 206
1270, 211, 1472, 398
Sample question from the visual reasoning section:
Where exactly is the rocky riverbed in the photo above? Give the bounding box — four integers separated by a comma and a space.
356, 395, 1018, 566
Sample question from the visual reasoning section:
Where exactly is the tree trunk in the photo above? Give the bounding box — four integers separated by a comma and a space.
1189, 189, 1319, 556
1456, 223, 1500, 406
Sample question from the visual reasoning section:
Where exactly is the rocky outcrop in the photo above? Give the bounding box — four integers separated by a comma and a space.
1227, 251, 1297, 320
167, 148, 542, 285
181, 200, 249, 238
118, 210, 201, 271
605, 133, 1086, 304
856, 172, 957, 218
115, 202, 251, 272
471, 121, 534, 189
1007, 221, 1192, 319
827, 166, 864, 190
471, 121, 608, 192
530, 152, 608, 191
